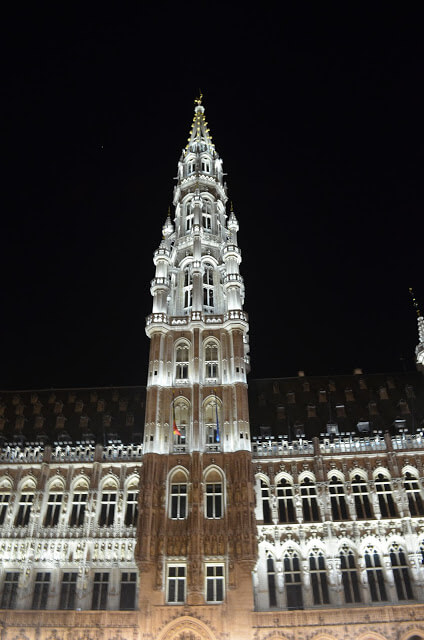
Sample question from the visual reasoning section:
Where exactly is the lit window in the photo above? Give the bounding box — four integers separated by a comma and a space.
167, 565, 186, 604
203, 265, 214, 312
59, 572, 77, 609
201, 159, 210, 172
92, 573, 109, 610
206, 564, 224, 602
204, 399, 221, 446
1, 572, 19, 609
44, 493, 63, 527
202, 213, 212, 230
32, 572, 50, 610
120, 572, 137, 610
205, 341, 219, 380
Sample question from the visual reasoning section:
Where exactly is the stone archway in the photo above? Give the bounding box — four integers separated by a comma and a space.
159, 616, 217, 640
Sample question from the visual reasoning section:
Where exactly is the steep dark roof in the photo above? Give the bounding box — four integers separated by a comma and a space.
0, 370, 423, 445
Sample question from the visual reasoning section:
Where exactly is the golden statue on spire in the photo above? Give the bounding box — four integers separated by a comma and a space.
194, 90, 203, 106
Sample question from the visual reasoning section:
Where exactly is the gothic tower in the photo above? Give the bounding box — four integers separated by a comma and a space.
135, 97, 257, 639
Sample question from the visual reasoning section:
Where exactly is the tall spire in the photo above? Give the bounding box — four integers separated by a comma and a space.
410, 288, 424, 372
184, 93, 216, 155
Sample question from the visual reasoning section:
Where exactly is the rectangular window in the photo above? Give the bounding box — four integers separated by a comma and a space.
170, 484, 187, 519
59, 572, 77, 609
15, 494, 34, 526
99, 493, 116, 526
125, 492, 139, 526
206, 483, 223, 519
206, 565, 224, 602
1, 572, 19, 609
44, 493, 63, 527
70, 493, 87, 526
120, 572, 137, 610
92, 573, 109, 610
167, 566, 186, 604
32, 572, 50, 610
0, 494, 10, 525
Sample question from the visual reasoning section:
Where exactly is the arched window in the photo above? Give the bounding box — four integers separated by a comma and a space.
204, 468, 224, 519
375, 473, 397, 518
309, 549, 330, 604
277, 478, 296, 523
175, 343, 189, 380
99, 478, 118, 526
203, 264, 214, 312
70, 477, 89, 526
329, 476, 348, 520
204, 340, 219, 381
404, 472, 424, 516
351, 474, 373, 519
172, 396, 190, 448
283, 549, 303, 610
183, 269, 192, 312
267, 555, 277, 607
204, 397, 221, 446
187, 159, 196, 175
339, 546, 361, 603
364, 546, 387, 601
124, 477, 139, 527
15, 479, 36, 527
261, 481, 272, 524
201, 158, 210, 173
300, 477, 320, 522
44, 490, 63, 527
390, 544, 414, 600
0, 479, 12, 526
169, 469, 188, 520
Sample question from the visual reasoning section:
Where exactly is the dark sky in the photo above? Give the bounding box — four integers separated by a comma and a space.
2, 5, 423, 390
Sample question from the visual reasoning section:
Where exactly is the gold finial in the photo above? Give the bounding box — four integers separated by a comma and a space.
194, 90, 203, 106
409, 287, 422, 317
230, 201, 234, 212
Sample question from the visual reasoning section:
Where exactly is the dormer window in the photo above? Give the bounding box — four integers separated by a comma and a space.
202, 213, 212, 231
201, 159, 210, 173
188, 160, 196, 174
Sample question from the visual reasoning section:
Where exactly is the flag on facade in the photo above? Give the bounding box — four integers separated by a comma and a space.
214, 390, 220, 443
172, 395, 182, 437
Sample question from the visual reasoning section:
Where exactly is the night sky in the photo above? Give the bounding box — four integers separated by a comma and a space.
2, 5, 423, 390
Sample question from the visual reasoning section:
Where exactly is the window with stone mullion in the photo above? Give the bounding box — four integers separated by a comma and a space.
0, 493, 10, 525
301, 479, 320, 522
352, 476, 373, 519
309, 552, 330, 605
404, 473, 424, 517
277, 480, 296, 523
375, 474, 397, 518
284, 553, 303, 610
365, 549, 387, 601
329, 479, 348, 520
44, 493, 63, 527
340, 549, 361, 603
390, 546, 414, 601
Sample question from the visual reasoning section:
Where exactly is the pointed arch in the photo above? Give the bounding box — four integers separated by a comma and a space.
203, 394, 222, 448
204, 465, 225, 519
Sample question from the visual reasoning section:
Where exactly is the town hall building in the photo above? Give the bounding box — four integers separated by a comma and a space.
0, 98, 424, 640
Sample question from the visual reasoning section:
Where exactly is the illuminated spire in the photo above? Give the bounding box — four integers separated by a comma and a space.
410, 288, 424, 372
185, 93, 216, 155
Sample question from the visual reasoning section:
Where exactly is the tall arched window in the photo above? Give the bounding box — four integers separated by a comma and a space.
390, 544, 414, 600
339, 546, 361, 603
300, 477, 320, 522
183, 269, 192, 312
364, 546, 387, 601
375, 473, 397, 518
203, 264, 214, 312
309, 549, 330, 604
267, 555, 277, 607
284, 549, 303, 610
175, 343, 189, 381
404, 471, 424, 516
329, 476, 348, 520
204, 397, 221, 447
204, 340, 219, 381
352, 474, 373, 519
277, 478, 296, 523
172, 396, 190, 448
169, 469, 188, 520
204, 468, 224, 519
261, 480, 272, 524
